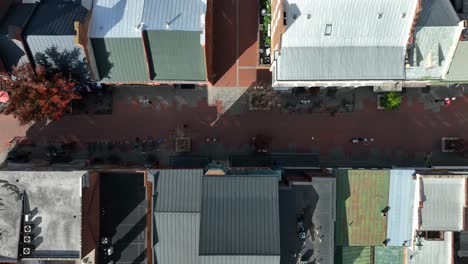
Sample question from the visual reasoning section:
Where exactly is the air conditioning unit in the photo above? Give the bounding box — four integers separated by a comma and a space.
23, 247, 31, 256
24, 225, 32, 233
24, 235, 33, 243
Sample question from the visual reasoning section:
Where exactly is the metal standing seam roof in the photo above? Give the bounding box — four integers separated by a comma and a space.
146, 30, 206, 81
405, 26, 462, 80
0, 4, 35, 70
407, 231, 453, 264
25, 35, 86, 61
277, 0, 418, 82
420, 177, 465, 231
405, 0, 462, 80
417, 0, 460, 27
152, 169, 203, 212
23, 0, 88, 36
90, 0, 145, 38
199, 176, 281, 256
447, 41, 468, 81
154, 213, 200, 264
386, 169, 415, 247
91, 37, 149, 82
277, 46, 405, 81
335, 169, 390, 246
142, 0, 206, 31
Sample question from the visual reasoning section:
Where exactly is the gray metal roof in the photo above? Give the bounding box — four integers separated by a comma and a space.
277, 46, 406, 81
142, 0, 206, 31
417, 0, 460, 27
386, 170, 415, 247
420, 177, 465, 231
152, 169, 203, 212
24, 0, 88, 36
199, 176, 280, 256
405, 26, 462, 80
90, 0, 145, 38
199, 255, 281, 264
447, 41, 468, 81
25, 35, 86, 65
154, 212, 200, 264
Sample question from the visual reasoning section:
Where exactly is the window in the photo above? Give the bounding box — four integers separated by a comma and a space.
325, 24, 332, 36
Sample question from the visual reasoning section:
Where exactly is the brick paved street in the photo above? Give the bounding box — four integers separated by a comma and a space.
4, 85, 464, 167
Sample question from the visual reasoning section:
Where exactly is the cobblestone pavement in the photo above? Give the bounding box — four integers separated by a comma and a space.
5, 85, 468, 167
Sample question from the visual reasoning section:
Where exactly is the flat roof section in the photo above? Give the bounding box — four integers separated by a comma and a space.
0, 171, 85, 260
420, 177, 465, 231
100, 172, 147, 264
335, 169, 390, 246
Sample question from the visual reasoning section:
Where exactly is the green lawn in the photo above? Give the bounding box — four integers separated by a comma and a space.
335, 169, 390, 245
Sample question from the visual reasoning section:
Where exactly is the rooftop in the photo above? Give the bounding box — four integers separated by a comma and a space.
90, 0, 145, 38
142, 0, 206, 32
386, 169, 416, 247
0, 3, 35, 35
24, 0, 88, 36
276, 0, 418, 81
405, 0, 463, 80
151, 170, 281, 264
419, 176, 466, 231
199, 176, 281, 256
335, 169, 390, 246
407, 231, 453, 264
0, 171, 85, 261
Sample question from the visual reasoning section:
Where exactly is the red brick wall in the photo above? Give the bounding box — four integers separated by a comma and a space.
205, 0, 214, 85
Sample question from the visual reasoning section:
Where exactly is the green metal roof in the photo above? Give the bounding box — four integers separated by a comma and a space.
337, 246, 372, 264
447, 41, 468, 82
335, 169, 390, 246
146, 30, 206, 82
91, 38, 148, 82
374, 246, 403, 264
337, 246, 403, 264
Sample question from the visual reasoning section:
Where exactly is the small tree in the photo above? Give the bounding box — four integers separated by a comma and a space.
382, 92, 402, 110
1, 64, 81, 125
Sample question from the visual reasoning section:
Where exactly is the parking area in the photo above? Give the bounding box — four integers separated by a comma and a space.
279, 178, 335, 264
100, 172, 148, 264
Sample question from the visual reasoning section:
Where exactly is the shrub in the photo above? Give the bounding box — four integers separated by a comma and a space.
381, 92, 402, 110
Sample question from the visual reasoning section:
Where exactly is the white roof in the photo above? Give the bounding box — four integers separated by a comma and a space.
282, 0, 419, 48
142, 0, 206, 31
420, 177, 465, 231
90, 0, 145, 38
407, 231, 453, 264
0, 171, 85, 260
277, 0, 419, 81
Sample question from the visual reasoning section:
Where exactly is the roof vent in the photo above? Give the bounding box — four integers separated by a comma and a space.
23, 247, 31, 256
325, 24, 332, 36
378, 13, 383, 19
24, 235, 33, 244
402, 13, 406, 18
293, 14, 297, 19
24, 225, 33, 233
307, 14, 311, 19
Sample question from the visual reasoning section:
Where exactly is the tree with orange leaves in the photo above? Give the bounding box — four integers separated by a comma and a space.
0, 64, 81, 125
